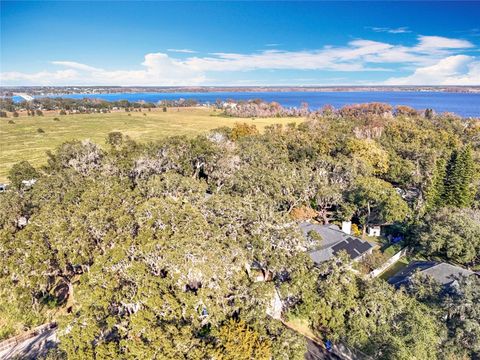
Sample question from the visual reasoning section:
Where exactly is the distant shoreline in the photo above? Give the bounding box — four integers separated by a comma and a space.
1, 85, 480, 97
3, 89, 480, 117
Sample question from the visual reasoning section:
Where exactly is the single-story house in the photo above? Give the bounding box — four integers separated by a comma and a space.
299, 222, 376, 265
388, 261, 476, 289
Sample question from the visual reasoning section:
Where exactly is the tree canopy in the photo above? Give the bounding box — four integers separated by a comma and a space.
1, 105, 479, 359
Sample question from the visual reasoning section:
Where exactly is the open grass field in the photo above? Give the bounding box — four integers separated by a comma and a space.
0, 107, 303, 182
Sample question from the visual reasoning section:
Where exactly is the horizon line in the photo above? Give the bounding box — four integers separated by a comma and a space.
2, 85, 480, 88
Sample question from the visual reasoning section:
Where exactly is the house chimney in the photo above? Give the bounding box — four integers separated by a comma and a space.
341, 221, 351, 235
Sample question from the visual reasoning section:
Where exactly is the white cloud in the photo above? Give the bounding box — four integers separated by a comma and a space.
166, 48, 197, 54
1, 69, 80, 83
184, 47, 387, 72
368, 26, 411, 34
414, 35, 474, 52
383, 55, 480, 85
51, 61, 102, 72
1, 53, 206, 86
1, 35, 478, 85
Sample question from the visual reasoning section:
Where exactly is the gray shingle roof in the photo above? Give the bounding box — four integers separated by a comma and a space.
388, 261, 475, 287
299, 222, 376, 264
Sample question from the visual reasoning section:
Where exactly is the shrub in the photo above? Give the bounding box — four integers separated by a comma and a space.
307, 230, 323, 243
0, 111, 7, 118
8, 160, 39, 189
358, 250, 388, 273
59, 110, 67, 115
351, 223, 361, 236
53, 117, 60, 121
395, 105, 418, 117
37, 128, 45, 133
339, 102, 393, 118
8, 120, 15, 124
13, 111, 19, 117
35, 110, 44, 116
106, 131, 123, 147
230, 122, 259, 141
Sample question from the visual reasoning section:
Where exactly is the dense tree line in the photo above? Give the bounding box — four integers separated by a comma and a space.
0, 97, 199, 115
224, 100, 310, 118
224, 101, 440, 120
0, 105, 479, 359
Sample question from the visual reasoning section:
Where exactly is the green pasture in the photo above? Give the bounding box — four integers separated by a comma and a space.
0, 108, 301, 181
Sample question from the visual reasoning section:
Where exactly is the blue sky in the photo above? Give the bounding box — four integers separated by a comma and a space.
1, 1, 479, 86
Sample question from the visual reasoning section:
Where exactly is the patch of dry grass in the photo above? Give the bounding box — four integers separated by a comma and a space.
0, 107, 302, 181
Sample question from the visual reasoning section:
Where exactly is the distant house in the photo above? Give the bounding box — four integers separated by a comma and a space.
0, 183, 6, 193
388, 261, 476, 289
222, 102, 237, 109
21, 179, 37, 189
299, 222, 376, 265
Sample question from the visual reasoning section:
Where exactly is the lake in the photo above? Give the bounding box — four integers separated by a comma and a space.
13, 91, 480, 117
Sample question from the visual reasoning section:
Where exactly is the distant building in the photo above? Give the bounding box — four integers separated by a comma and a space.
21, 179, 37, 188
367, 225, 381, 237
388, 261, 476, 289
0, 183, 7, 192
341, 221, 352, 235
222, 102, 237, 109
299, 222, 376, 264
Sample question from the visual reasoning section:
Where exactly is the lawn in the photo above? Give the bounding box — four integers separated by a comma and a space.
379, 257, 410, 280
0, 107, 303, 182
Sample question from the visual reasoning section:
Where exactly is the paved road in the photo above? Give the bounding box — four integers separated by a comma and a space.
0, 329, 58, 360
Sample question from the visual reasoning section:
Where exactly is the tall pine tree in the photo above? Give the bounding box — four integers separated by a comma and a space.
425, 157, 446, 210
443, 146, 475, 208
457, 145, 475, 207
444, 150, 461, 206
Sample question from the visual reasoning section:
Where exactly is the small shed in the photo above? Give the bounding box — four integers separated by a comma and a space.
367, 225, 381, 237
